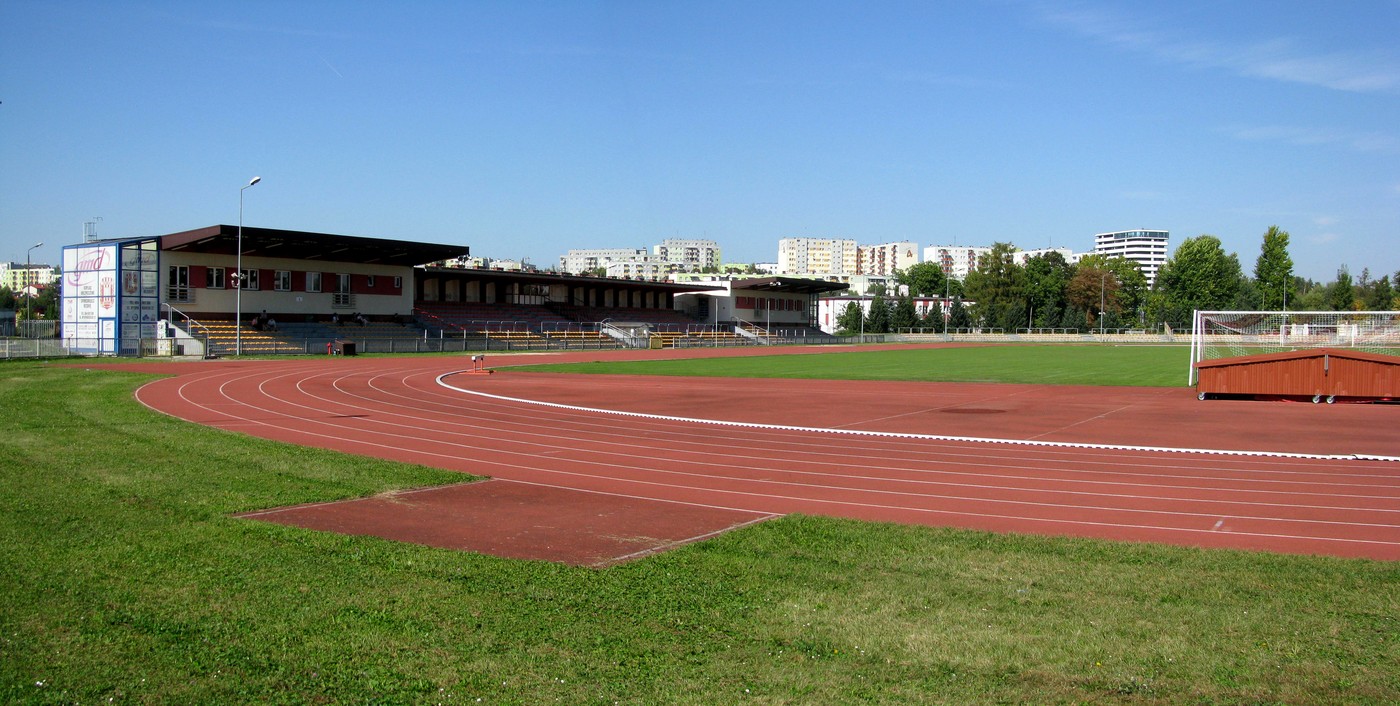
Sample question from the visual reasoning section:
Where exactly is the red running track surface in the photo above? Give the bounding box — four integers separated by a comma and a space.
117, 348, 1400, 561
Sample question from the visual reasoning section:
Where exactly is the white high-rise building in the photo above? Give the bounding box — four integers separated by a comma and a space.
652, 239, 721, 271
1093, 229, 1168, 286
558, 248, 650, 275
1014, 247, 1074, 266
856, 241, 919, 276
777, 238, 858, 276
922, 244, 991, 281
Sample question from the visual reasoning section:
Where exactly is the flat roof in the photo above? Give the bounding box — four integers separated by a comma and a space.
156, 225, 471, 267
729, 276, 849, 294
419, 266, 723, 293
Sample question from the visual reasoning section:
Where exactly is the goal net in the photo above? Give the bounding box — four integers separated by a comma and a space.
1189, 310, 1400, 384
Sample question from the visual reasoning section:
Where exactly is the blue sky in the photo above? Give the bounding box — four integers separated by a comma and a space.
2, 1, 1397, 283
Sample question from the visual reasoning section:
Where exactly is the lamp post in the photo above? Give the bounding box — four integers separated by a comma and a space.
236, 176, 261, 356
1099, 272, 1106, 336
943, 268, 950, 336
25, 242, 42, 336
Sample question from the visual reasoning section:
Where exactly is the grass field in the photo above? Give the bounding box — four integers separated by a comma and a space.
3, 354, 1398, 704
506, 344, 1191, 387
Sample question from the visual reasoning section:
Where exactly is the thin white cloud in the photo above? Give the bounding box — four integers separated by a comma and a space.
1037, 3, 1400, 94
1224, 124, 1400, 154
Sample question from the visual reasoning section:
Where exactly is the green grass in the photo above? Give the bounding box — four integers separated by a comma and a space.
2, 361, 1397, 704
506, 344, 1191, 387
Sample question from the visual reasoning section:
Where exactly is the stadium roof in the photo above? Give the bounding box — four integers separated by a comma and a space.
155, 225, 471, 267
729, 277, 849, 294
419, 266, 723, 293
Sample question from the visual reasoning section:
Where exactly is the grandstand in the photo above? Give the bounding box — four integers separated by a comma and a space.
60, 226, 844, 357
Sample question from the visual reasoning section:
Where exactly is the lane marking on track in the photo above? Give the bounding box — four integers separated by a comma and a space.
437, 372, 1400, 463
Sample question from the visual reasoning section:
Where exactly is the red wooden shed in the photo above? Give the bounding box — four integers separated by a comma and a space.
1194, 348, 1400, 403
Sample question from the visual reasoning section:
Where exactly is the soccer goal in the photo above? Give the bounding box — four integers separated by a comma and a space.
1189, 310, 1400, 385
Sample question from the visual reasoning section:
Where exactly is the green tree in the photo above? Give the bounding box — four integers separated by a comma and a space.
1232, 278, 1260, 310
1366, 275, 1393, 310
948, 297, 971, 329
1065, 264, 1120, 329
889, 296, 918, 331
1295, 282, 1328, 311
1022, 252, 1073, 327
34, 273, 61, 322
828, 301, 862, 333
835, 300, 864, 335
1253, 225, 1295, 310
1105, 257, 1148, 320
865, 294, 890, 333
1152, 235, 1243, 323
894, 262, 947, 298
920, 301, 945, 330
1328, 267, 1356, 311
962, 242, 1024, 328
1060, 306, 1088, 332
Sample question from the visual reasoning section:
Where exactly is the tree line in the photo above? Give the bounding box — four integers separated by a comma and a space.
1, 284, 59, 321
835, 226, 1397, 334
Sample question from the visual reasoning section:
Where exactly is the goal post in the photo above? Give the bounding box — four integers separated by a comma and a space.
1189, 310, 1400, 385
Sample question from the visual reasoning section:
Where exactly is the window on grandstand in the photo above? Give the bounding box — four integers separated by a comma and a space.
307, 272, 322, 293
207, 267, 226, 289
274, 270, 291, 291
367, 275, 376, 288
168, 265, 192, 302
240, 269, 259, 290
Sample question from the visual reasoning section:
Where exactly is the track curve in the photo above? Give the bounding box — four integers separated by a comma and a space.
126, 352, 1400, 560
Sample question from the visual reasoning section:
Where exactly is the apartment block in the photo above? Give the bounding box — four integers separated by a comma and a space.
652, 239, 721, 271
922, 245, 990, 281
777, 238, 858, 276
856, 241, 919, 276
558, 248, 651, 275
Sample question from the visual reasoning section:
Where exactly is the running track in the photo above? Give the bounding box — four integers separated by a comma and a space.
120, 349, 1400, 561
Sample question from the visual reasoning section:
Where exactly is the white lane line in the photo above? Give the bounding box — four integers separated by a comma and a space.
437, 373, 1400, 463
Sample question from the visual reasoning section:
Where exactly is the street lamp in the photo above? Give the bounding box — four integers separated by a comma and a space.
25, 242, 42, 336
1099, 272, 1106, 336
943, 269, 950, 336
236, 176, 261, 356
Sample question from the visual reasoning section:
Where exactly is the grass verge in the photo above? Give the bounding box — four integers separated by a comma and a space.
504, 344, 1190, 387
2, 362, 1396, 704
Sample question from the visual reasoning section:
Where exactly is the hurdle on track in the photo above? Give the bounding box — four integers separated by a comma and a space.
467, 354, 494, 375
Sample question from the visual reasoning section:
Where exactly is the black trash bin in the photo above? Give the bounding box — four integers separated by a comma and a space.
333, 339, 357, 356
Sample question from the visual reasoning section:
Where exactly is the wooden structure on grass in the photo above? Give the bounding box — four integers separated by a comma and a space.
1195, 348, 1399, 403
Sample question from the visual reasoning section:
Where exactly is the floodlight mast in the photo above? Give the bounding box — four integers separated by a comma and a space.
236, 176, 261, 356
